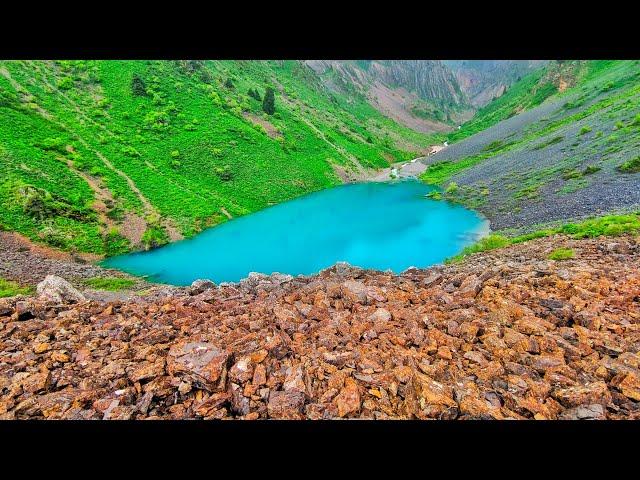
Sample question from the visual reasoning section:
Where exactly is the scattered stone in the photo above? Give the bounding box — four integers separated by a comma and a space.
552, 382, 612, 408
558, 404, 606, 420
341, 280, 368, 304
618, 372, 640, 401
22, 371, 52, 394
459, 275, 482, 298
15, 301, 35, 321
334, 378, 361, 417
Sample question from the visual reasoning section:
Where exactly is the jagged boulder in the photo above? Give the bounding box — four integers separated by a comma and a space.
189, 279, 216, 295
237, 272, 293, 294
36, 275, 85, 304
322, 261, 363, 278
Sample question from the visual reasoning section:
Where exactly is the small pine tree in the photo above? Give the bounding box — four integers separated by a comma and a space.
247, 88, 262, 101
224, 78, 234, 89
262, 87, 275, 115
131, 74, 148, 97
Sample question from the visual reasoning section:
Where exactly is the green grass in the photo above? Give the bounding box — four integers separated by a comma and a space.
617, 156, 640, 173
446, 213, 640, 263
532, 135, 564, 150
84, 277, 136, 291
0, 278, 33, 297
419, 141, 514, 186
0, 60, 436, 256
548, 248, 574, 260
445, 234, 511, 263
559, 213, 640, 238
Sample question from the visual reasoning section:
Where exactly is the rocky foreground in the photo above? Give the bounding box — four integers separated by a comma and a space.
1, 235, 639, 420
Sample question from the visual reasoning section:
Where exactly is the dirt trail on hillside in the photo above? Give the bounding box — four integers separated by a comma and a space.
1, 234, 639, 420
242, 112, 282, 139
3, 64, 182, 243
60, 154, 119, 236
279, 95, 367, 177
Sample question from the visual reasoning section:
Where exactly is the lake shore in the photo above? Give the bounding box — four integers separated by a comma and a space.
0, 159, 474, 291
366, 157, 429, 182
0, 231, 155, 297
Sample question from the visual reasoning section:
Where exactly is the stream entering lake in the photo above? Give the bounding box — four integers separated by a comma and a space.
103, 180, 489, 285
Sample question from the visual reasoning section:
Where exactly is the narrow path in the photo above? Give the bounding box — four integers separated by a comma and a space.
60, 155, 118, 234
280, 94, 367, 176
1, 65, 159, 236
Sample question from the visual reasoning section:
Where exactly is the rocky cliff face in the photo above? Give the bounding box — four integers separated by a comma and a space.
538, 60, 587, 92
303, 60, 472, 133
444, 60, 548, 107
370, 60, 467, 106
304, 60, 465, 104
1, 234, 639, 420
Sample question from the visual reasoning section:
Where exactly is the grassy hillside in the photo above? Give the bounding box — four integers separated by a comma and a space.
420, 60, 640, 230
446, 60, 610, 143
0, 60, 436, 256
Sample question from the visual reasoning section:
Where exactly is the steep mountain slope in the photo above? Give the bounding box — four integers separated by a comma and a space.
419, 60, 640, 231
304, 60, 472, 132
0, 60, 437, 256
447, 60, 595, 143
444, 60, 547, 107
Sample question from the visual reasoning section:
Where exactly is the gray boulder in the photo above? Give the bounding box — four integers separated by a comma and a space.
36, 275, 86, 304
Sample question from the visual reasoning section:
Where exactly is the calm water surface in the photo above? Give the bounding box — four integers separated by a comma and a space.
103, 180, 489, 285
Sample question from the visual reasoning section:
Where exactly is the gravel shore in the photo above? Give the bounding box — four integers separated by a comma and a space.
0, 231, 150, 293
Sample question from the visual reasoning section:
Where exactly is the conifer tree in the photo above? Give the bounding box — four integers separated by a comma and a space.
262, 87, 275, 115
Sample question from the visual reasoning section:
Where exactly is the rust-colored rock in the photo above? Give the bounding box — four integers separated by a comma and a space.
0, 234, 638, 420
552, 382, 612, 408
167, 342, 230, 392
22, 371, 52, 394
341, 280, 368, 304
334, 378, 361, 417
128, 359, 166, 383
267, 390, 305, 419
412, 372, 458, 419
618, 372, 640, 401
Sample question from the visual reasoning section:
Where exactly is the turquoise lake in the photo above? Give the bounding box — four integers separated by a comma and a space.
103, 180, 489, 285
